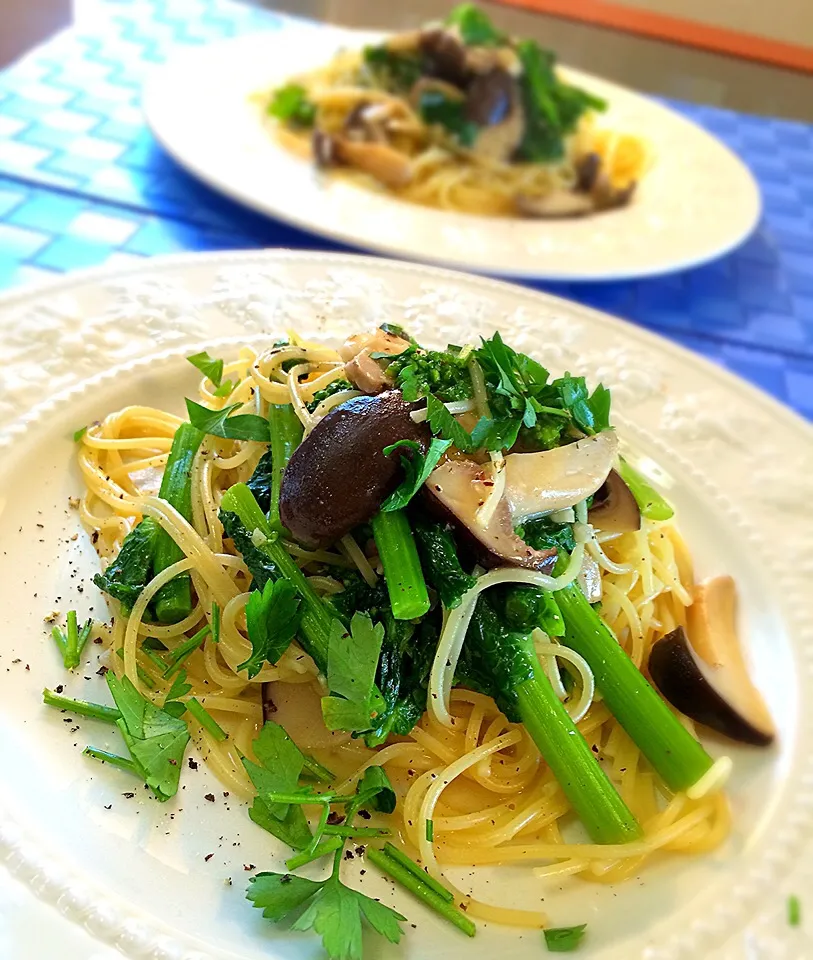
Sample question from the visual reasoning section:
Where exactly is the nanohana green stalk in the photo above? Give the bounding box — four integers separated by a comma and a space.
268, 403, 303, 534
513, 633, 642, 845
371, 510, 430, 621
555, 583, 713, 792
153, 422, 204, 623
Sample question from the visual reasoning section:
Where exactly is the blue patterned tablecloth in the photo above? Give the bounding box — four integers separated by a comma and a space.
0, 0, 811, 418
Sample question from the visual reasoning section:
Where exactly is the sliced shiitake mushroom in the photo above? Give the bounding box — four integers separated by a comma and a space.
649, 576, 775, 746
588, 469, 641, 534
425, 459, 557, 572
279, 390, 429, 548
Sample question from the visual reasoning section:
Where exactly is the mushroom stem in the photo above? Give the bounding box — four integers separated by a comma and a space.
556, 582, 715, 793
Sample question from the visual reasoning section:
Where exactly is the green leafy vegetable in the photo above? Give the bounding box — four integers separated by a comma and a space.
446, 3, 505, 45
268, 83, 316, 126
322, 614, 386, 733
357, 765, 396, 814
469, 415, 521, 452
93, 517, 159, 611
418, 89, 479, 147
517, 515, 576, 558
413, 517, 476, 609
381, 437, 452, 511
362, 45, 422, 94
73, 425, 87, 442
106, 672, 190, 801
544, 924, 587, 952
387, 342, 473, 403
239, 579, 302, 678
307, 378, 354, 413
185, 398, 271, 442
162, 669, 192, 719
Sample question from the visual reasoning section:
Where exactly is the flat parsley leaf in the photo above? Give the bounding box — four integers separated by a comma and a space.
381, 437, 452, 511
185, 398, 270, 442
106, 672, 189, 801
243, 721, 313, 851
187, 351, 223, 387
162, 668, 192, 719
469, 416, 521, 452
356, 765, 396, 814
292, 874, 405, 960
425, 393, 473, 451
239, 579, 301, 678
248, 872, 323, 921
322, 615, 386, 733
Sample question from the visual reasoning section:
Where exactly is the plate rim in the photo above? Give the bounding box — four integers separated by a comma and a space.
141, 28, 763, 283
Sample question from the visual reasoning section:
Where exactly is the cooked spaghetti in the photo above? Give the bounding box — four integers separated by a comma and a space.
59, 323, 774, 955
265, 3, 650, 219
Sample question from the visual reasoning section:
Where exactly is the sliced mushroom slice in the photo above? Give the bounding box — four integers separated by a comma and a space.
340, 328, 411, 394
516, 190, 596, 219
280, 390, 429, 549
334, 138, 413, 188
649, 576, 775, 746
425, 459, 557, 572
504, 430, 619, 523
588, 469, 641, 534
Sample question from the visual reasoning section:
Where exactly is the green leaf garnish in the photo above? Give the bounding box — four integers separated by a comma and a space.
268, 83, 316, 126
73, 425, 87, 442
185, 398, 271, 442
446, 3, 505, 45
425, 393, 473, 451
322, 614, 386, 734
381, 437, 452, 511
788, 894, 801, 927
239, 579, 301, 678
106, 672, 190, 801
187, 351, 224, 387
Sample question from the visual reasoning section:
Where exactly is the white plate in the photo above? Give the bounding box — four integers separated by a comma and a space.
0, 251, 810, 960
143, 28, 761, 282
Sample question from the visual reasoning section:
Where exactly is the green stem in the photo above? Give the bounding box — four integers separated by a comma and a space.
211, 601, 221, 643
220, 483, 335, 670
43, 689, 121, 723
286, 837, 344, 871
163, 624, 210, 678
65, 610, 80, 669
366, 847, 476, 937
617, 457, 674, 521
301, 753, 335, 783
514, 633, 641, 845
371, 510, 430, 621
51, 626, 67, 660
323, 825, 391, 839
381, 843, 454, 902
83, 746, 139, 775
268, 403, 303, 534
77, 619, 94, 660
153, 422, 205, 623
555, 583, 713, 792
186, 697, 227, 741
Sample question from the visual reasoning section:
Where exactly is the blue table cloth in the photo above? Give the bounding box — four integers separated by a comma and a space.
0, 0, 812, 418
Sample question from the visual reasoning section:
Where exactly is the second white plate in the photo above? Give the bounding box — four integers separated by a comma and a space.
144, 26, 761, 282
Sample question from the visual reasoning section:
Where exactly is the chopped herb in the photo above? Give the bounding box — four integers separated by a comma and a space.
73, 426, 87, 442
268, 83, 316, 126
43, 688, 121, 723
163, 624, 210, 679
239, 579, 301, 678
381, 437, 452, 511
425, 818, 434, 841
186, 697, 227, 742
789, 894, 801, 927
357, 766, 396, 815
187, 351, 224, 387
425, 393, 473, 451
50, 613, 93, 670
186, 398, 271, 443
211, 601, 221, 644
544, 924, 587, 952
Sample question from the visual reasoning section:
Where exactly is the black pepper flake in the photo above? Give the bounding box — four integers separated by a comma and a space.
327, 812, 345, 826
55, 684, 64, 694
122, 792, 135, 799
355, 846, 365, 857
188, 758, 198, 770
280, 874, 292, 884
96, 665, 108, 677
204, 853, 214, 862
103, 804, 112, 810
344, 850, 354, 861
358, 809, 371, 820
204, 793, 215, 802
243, 863, 256, 871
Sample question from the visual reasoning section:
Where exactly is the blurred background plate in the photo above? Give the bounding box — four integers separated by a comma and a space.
143, 29, 761, 282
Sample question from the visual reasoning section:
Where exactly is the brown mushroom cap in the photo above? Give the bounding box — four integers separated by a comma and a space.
588, 469, 641, 534
424, 459, 557, 573
279, 390, 429, 549
649, 626, 774, 747
465, 68, 515, 127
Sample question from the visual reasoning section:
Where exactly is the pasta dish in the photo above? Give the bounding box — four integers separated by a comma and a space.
45, 323, 774, 957
266, 4, 650, 219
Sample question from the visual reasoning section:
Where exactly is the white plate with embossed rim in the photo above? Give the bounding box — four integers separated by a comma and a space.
0, 251, 809, 960
142, 27, 761, 283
